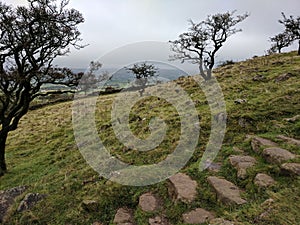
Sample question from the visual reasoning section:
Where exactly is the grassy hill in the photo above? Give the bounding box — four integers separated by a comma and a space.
1, 52, 299, 224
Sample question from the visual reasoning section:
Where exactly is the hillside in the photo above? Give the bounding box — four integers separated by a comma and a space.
0, 52, 299, 224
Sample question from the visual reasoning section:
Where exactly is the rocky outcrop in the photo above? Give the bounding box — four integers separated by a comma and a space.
262, 147, 296, 164
207, 176, 247, 205
0, 186, 28, 223
182, 208, 215, 224
229, 155, 257, 179
168, 173, 198, 203
17, 193, 47, 212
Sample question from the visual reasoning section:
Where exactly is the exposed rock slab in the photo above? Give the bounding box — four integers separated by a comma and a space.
254, 173, 276, 188
0, 186, 28, 222
262, 147, 296, 164
251, 136, 277, 153
113, 207, 135, 225
207, 176, 247, 205
138, 192, 161, 212
277, 135, 300, 146
182, 208, 215, 224
149, 215, 172, 225
229, 155, 257, 179
281, 163, 300, 176
168, 173, 198, 203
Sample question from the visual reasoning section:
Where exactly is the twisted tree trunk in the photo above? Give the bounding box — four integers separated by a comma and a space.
0, 132, 8, 176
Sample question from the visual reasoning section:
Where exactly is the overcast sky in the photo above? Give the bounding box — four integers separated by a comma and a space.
5, 0, 300, 72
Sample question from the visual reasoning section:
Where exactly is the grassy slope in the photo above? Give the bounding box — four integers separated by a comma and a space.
1, 52, 300, 224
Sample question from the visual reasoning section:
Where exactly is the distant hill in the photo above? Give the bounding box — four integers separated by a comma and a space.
71, 61, 189, 88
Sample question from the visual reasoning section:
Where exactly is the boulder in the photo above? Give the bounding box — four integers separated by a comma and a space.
262, 147, 296, 164
17, 193, 47, 212
0, 186, 28, 222
138, 193, 161, 212
168, 173, 198, 203
182, 208, 215, 224
277, 135, 300, 147
251, 136, 277, 153
207, 176, 247, 205
113, 207, 135, 225
281, 163, 300, 176
229, 155, 257, 179
254, 173, 276, 188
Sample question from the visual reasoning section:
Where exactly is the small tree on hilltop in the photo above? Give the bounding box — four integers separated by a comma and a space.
279, 13, 300, 55
0, 0, 85, 175
79, 61, 107, 95
269, 32, 293, 54
126, 62, 157, 96
170, 11, 249, 81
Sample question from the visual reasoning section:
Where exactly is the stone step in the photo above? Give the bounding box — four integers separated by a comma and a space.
281, 163, 300, 176
250, 136, 277, 153
262, 147, 296, 164
182, 208, 215, 224
277, 135, 300, 146
138, 192, 161, 213
113, 207, 135, 225
254, 173, 276, 188
207, 176, 247, 205
149, 215, 172, 225
229, 155, 257, 179
168, 173, 198, 203
210, 218, 235, 225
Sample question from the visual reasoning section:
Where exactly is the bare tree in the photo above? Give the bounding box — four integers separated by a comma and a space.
126, 62, 157, 96
0, 0, 85, 175
279, 13, 300, 55
170, 11, 249, 81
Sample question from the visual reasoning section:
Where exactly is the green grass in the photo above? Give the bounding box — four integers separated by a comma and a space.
1, 51, 300, 224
